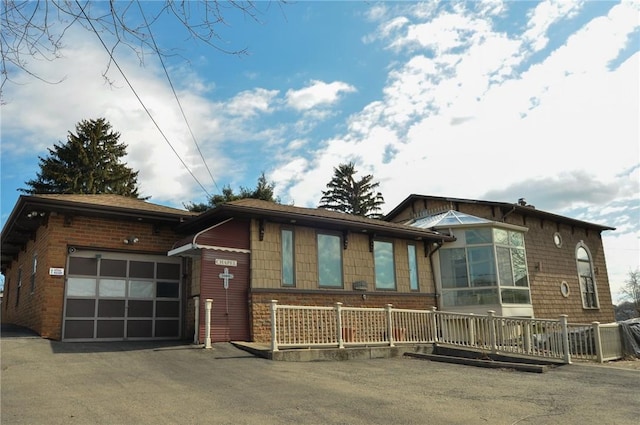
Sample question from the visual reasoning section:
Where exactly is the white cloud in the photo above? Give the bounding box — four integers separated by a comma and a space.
285, 80, 356, 111
523, 0, 585, 51
226, 88, 279, 117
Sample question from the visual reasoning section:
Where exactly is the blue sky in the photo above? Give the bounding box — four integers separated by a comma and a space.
1, 1, 638, 301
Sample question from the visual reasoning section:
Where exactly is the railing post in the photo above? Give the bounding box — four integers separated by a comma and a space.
560, 315, 571, 364
487, 310, 497, 355
431, 306, 438, 343
523, 321, 531, 354
204, 298, 213, 349
193, 296, 200, 344
335, 302, 345, 348
270, 300, 279, 352
592, 321, 603, 363
386, 304, 395, 347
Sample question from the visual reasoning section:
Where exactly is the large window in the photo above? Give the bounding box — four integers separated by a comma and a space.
374, 240, 396, 290
408, 244, 419, 291
439, 227, 531, 307
576, 243, 599, 309
317, 233, 342, 287
281, 229, 295, 287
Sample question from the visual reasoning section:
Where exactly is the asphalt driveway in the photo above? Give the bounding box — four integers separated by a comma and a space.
1, 326, 638, 425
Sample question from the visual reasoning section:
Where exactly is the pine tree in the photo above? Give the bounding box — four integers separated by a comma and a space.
184, 172, 279, 211
20, 118, 143, 197
318, 162, 384, 218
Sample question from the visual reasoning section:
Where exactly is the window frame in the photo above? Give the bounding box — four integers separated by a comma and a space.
373, 239, 396, 290
316, 232, 343, 288
16, 268, 22, 307
281, 228, 296, 287
30, 253, 37, 294
407, 244, 419, 291
576, 242, 599, 309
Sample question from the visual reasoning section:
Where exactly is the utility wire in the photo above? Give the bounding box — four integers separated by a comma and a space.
74, 0, 212, 199
136, 1, 219, 194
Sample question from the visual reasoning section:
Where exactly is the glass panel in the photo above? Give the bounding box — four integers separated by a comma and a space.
127, 320, 152, 337
97, 320, 125, 338
441, 288, 499, 307
512, 249, 529, 287
129, 280, 154, 298
67, 278, 97, 296
100, 259, 126, 277
509, 231, 524, 247
65, 299, 96, 317
465, 228, 492, 245
156, 282, 179, 298
68, 257, 98, 275
64, 320, 95, 339
317, 234, 342, 287
493, 228, 508, 245
129, 261, 154, 278
501, 288, 531, 304
156, 301, 180, 317
374, 240, 395, 290
128, 300, 153, 317
98, 300, 126, 317
157, 263, 180, 280
281, 229, 295, 286
467, 247, 497, 287
496, 247, 513, 286
576, 247, 589, 261
98, 279, 126, 297
439, 249, 468, 288
577, 260, 591, 277
408, 245, 419, 291
155, 320, 179, 337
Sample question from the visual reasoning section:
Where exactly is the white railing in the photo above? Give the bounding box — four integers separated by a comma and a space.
567, 322, 623, 362
268, 300, 624, 363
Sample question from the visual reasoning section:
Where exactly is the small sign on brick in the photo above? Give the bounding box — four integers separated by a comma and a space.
49, 267, 65, 276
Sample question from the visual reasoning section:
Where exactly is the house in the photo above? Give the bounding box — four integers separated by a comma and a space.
1, 193, 616, 343
384, 194, 616, 324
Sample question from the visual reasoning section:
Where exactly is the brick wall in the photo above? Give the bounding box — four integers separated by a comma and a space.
1, 213, 182, 339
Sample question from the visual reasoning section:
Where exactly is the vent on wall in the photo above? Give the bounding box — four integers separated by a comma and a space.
352, 281, 368, 291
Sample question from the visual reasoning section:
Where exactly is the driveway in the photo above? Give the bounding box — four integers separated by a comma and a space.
1, 326, 638, 425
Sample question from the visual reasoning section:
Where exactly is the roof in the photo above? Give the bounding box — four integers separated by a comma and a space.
1, 194, 197, 272
177, 198, 455, 242
385, 194, 615, 232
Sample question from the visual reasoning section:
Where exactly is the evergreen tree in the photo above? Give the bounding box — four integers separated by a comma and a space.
318, 162, 384, 218
21, 118, 143, 197
184, 172, 279, 212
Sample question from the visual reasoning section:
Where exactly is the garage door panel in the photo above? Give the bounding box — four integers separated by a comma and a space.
98, 300, 126, 317
156, 301, 179, 317
155, 320, 179, 337
64, 320, 94, 339
128, 320, 153, 337
66, 299, 96, 317
97, 320, 125, 338
128, 300, 153, 317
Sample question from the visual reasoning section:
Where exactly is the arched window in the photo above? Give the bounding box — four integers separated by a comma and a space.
576, 243, 599, 309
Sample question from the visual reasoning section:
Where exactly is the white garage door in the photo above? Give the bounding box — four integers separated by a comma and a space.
62, 251, 182, 341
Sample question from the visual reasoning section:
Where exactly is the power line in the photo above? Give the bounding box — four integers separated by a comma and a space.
136, 1, 220, 194
74, 0, 212, 199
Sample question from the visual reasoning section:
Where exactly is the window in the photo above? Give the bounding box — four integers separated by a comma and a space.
576, 243, 599, 309
16, 268, 22, 306
30, 254, 37, 294
439, 227, 531, 307
408, 244, 419, 291
281, 229, 295, 286
317, 233, 342, 287
374, 240, 396, 290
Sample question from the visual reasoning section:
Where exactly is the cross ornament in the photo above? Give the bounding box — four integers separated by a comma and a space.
219, 267, 234, 290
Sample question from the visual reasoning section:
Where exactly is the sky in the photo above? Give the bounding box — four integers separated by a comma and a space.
1, 1, 638, 302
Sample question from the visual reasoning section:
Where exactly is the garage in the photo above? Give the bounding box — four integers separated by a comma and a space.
63, 250, 182, 341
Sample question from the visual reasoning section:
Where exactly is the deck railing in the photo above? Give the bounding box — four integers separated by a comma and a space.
268, 300, 624, 364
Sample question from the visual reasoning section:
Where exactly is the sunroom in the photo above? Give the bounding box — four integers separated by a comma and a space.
411, 210, 533, 317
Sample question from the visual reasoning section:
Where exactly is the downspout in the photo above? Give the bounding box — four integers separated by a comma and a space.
428, 239, 445, 310
501, 206, 517, 222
